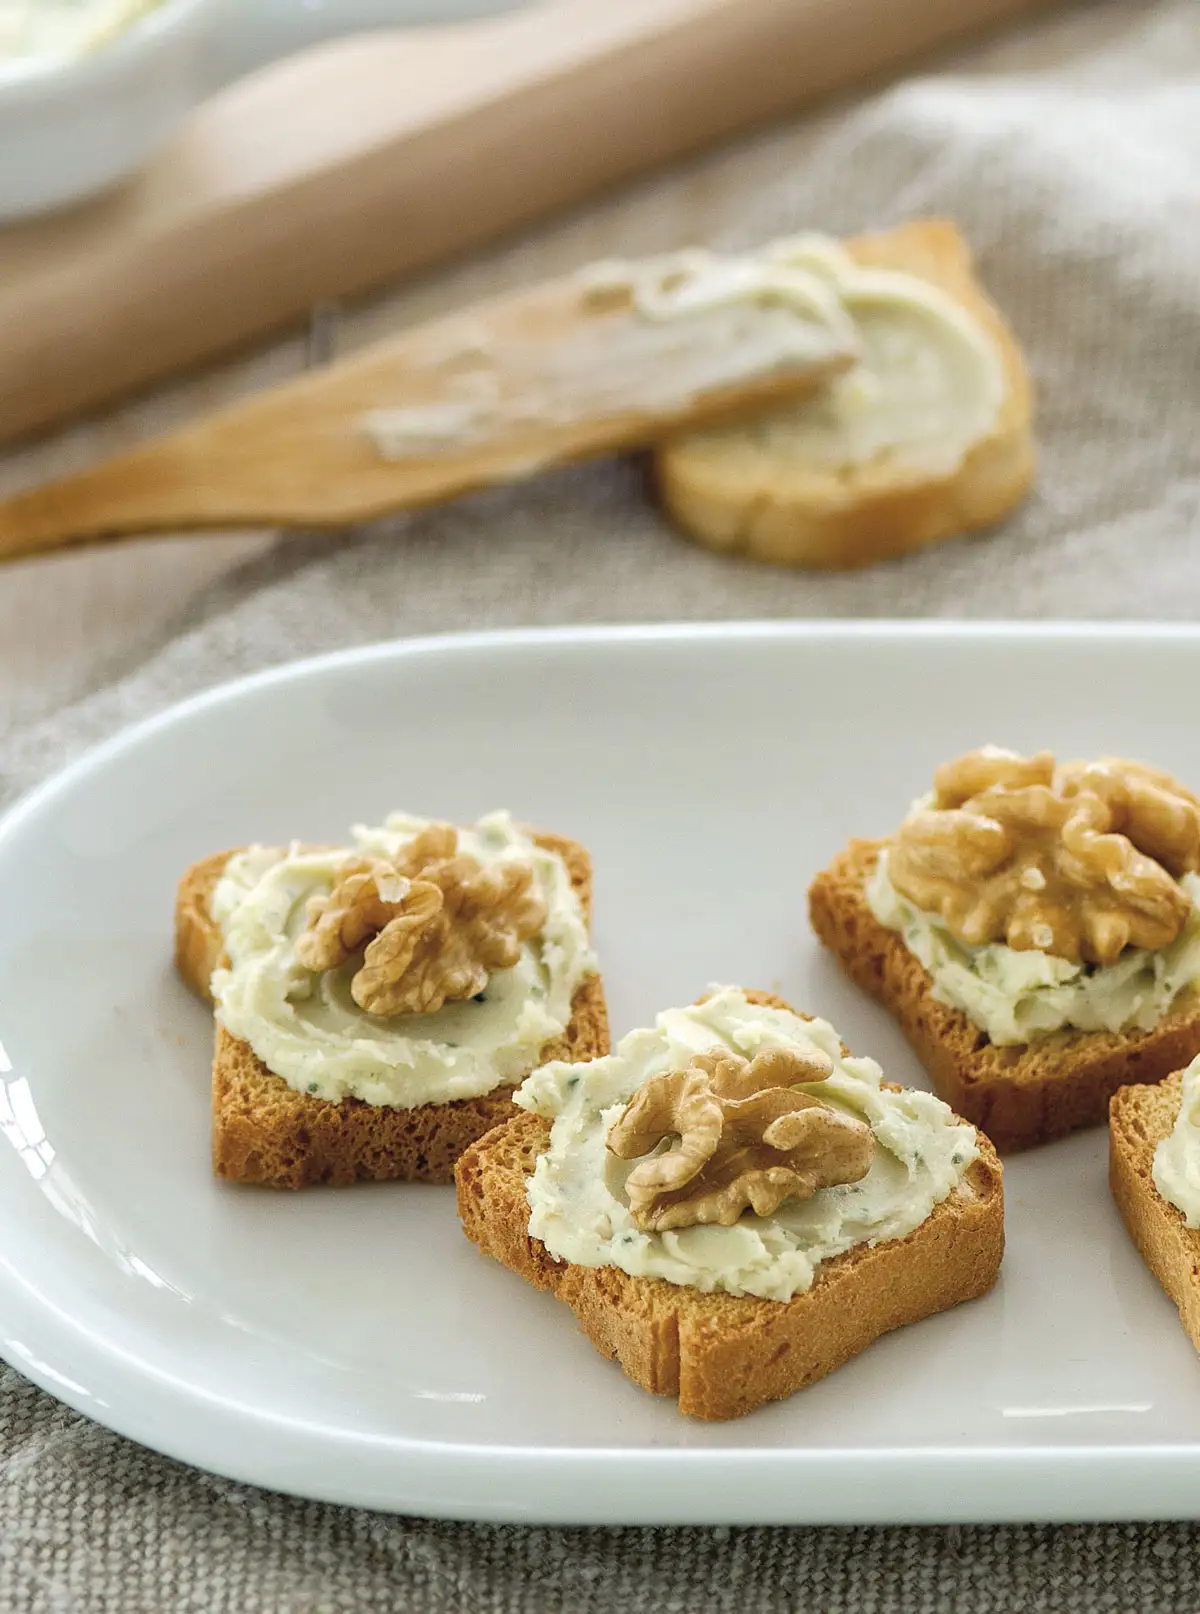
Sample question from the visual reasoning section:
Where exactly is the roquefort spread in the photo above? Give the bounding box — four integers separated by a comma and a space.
650, 232, 1006, 473
1153, 1053, 1200, 1227
868, 848, 1200, 1047
363, 233, 1004, 470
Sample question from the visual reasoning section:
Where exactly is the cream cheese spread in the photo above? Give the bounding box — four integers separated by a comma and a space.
515, 988, 978, 1302
361, 238, 865, 463
362, 373, 503, 460
363, 233, 1004, 472
0, 0, 163, 63
868, 849, 1200, 1047
210, 811, 595, 1109
1153, 1054, 1200, 1226
674, 233, 1006, 473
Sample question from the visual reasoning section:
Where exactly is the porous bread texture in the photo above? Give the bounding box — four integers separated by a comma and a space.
655, 218, 1035, 569
1110, 1073, 1200, 1353
808, 838, 1200, 1153
454, 990, 1003, 1420
174, 831, 608, 1189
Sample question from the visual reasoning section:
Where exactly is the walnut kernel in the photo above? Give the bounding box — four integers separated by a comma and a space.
606, 1046, 875, 1233
890, 749, 1200, 965
295, 824, 547, 1016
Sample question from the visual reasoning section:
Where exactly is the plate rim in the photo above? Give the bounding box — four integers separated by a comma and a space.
6, 614, 1194, 835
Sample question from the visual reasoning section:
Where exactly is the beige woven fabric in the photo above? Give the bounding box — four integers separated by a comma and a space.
3, 0, 1200, 1605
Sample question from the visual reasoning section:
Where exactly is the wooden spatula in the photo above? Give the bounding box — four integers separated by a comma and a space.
0, 260, 856, 563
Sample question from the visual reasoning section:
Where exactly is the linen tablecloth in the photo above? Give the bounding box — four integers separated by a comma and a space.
3, 0, 1200, 1606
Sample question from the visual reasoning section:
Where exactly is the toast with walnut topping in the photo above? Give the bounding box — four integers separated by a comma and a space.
809, 839, 1200, 1153
455, 991, 1003, 1421
655, 220, 1034, 570
174, 831, 608, 1189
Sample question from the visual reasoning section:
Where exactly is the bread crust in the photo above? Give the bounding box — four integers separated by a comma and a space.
175, 831, 608, 1188
654, 218, 1034, 569
1110, 1073, 1200, 1352
809, 839, 1200, 1153
454, 990, 1003, 1420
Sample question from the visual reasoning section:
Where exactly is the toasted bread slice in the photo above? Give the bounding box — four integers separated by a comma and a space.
809, 839, 1200, 1153
454, 990, 1003, 1420
655, 219, 1034, 569
175, 831, 608, 1189
1110, 1074, 1200, 1351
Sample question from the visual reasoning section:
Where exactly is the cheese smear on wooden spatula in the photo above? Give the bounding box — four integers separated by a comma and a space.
362, 245, 862, 461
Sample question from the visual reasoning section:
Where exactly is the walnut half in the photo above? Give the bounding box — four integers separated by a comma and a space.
889, 749, 1200, 965
294, 824, 547, 1016
606, 1046, 876, 1233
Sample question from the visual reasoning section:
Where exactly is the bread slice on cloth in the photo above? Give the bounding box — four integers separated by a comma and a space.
655, 218, 1034, 569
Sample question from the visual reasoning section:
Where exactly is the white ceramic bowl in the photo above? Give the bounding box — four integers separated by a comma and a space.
0, 0, 528, 220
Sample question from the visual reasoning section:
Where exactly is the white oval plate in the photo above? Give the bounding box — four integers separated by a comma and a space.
2, 622, 1200, 1525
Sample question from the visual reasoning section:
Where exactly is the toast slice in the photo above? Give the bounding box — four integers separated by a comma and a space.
175, 831, 609, 1189
654, 219, 1034, 569
809, 839, 1200, 1153
455, 991, 1003, 1420
1110, 1073, 1200, 1351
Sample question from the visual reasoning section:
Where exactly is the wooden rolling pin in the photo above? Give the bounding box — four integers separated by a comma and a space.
0, 255, 858, 560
